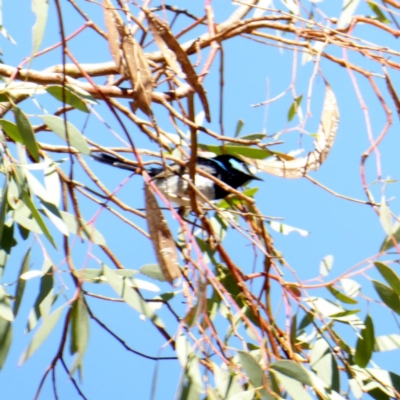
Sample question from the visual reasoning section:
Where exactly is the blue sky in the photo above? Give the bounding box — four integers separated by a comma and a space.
1, 1, 400, 399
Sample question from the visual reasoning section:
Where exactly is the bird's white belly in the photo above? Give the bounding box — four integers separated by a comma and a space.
154, 174, 215, 207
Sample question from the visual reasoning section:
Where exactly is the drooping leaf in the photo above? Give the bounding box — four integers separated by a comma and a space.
327, 285, 358, 304
288, 95, 303, 122
0, 286, 13, 322
139, 264, 167, 282
379, 196, 393, 236
355, 314, 375, 368
20, 304, 66, 364
235, 119, 244, 137
40, 115, 90, 155
374, 262, 400, 296
32, 0, 49, 54
374, 334, 400, 352
21, 190, 57, 249
0, 317, 12, 370
270, 360, 312, 386
0, 119, 23, 143
337, 0, 361, 29
46, 85, 89, 112
269, 221, 309, 237
320, 254, 334, 276
70, 295, 90, 374
372, 280, 400, 315
13, 248, 31, 317
60, 211, 105, 245
238, 351, 269, 398
368, 2, 390, 24
14, 107, 40, 162
198, 144, 272, 160
102, 264, 164, 327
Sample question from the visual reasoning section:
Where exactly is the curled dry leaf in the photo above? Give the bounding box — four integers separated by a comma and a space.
145, 184, 181, 284
242, 85, 339, 178
143, 8, 211, 122
103, 0, 153, 115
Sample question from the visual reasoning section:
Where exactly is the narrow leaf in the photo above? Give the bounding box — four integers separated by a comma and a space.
32, 0, 49, 54
374, 262, 400, 296
380, 196, 393, 236
270, 360, 312, 386
139, 264, 167, 282
355, 314, 375, 367
320, 254, 333, 276
102, 264, 164, 327
13, 248, 31, 316
374, 334, 400, 352
14, 107, 39, 162
0, 119, 23, 143
288, 95, 303, 122
40, 115, 90, 155
46, 86, 89, 112
327, 285, 358, 304
21, 190, 57, 249
0, 286, 13, 322
235, 119, 244, 137
0, 317, 12, 370
20, 305, 65, 364
368, 2, 390, 24
372, 280, 400, 315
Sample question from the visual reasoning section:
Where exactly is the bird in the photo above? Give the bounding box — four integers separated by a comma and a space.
92, 152, 262, 207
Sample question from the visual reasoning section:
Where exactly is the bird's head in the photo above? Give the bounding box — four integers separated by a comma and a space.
212, 154, 262, 182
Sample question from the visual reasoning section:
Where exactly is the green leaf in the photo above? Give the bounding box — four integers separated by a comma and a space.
238, 351, 269, 398
338, 0, 361, 29
355, 314, 374, 368
0, 178, 8, 242
374, 334, 400, 352
234, 119, 244, 137
27, 261, 54, 332
0, 317, 12, 369
381, 221, 400, 252
73, 268, 138, 282
14, 107, 39, 162
327, 285, 358, 304
374, 262, 400, 296
70, 296, 90, 374
20, 304, 65, 364
269, 221, 309, 237
0, 119, 23, 143
40, 200, 69, 236
32, 0, 49, 54
272, 371, 312, 400
102, 264, 164, 327
320, 254, 334, 276
46, 86, 89, 113
60, 211, 105, 245
13, 248, 31, 317
198, 144, 272, 159
379, 196, 393, 236
239, 133, 266, 141
310, 337, 340, 391
0, 286, 13, 322
368, 2, 390, 24
270, 360, 312, 386
40, 115, 90, 155
139, 264, 167, 282
288, 95, 303, 122
372, 280, 400, 315
21, 190, 57, 249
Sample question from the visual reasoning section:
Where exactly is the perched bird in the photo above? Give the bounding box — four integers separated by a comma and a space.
92, 153, 262, 206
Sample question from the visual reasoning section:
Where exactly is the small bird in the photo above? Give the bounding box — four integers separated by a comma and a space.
92, 153, 262, 206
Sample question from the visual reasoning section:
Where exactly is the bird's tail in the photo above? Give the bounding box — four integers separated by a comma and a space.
91, 153, 138, 171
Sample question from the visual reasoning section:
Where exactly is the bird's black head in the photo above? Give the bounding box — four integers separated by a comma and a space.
212, 154, 262, 182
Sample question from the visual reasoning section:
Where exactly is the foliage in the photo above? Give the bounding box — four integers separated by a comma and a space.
1, 0, 400, 399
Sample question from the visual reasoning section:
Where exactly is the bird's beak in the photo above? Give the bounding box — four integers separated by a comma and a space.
251, 175, 263, 181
